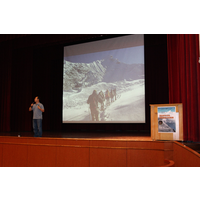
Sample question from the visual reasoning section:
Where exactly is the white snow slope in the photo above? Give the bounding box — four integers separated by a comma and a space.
63, 79, 145, 122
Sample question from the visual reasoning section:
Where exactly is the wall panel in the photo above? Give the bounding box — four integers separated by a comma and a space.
27, 145, 57, 167
127, 149, 164, 167
126, 141, 164, 149
2, 144, 28, 167
90, 148, 127, 167
56, 146, 90, 167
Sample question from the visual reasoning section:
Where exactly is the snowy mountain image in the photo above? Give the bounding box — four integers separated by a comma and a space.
157, 108, 176, 132
63, 55, 145, 123
63, 55, 144, 91
158, 119, 176, 132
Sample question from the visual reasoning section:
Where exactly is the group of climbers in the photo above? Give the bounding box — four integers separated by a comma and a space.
87, 88, 117, 121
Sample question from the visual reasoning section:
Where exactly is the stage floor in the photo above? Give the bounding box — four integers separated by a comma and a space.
0, 131, 152, 141
1, 131, 200, 154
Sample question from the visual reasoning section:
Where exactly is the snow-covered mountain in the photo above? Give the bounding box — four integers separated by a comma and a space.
63, 55, 144, 92
101, 55, 144, 83
158, 120, 176, 132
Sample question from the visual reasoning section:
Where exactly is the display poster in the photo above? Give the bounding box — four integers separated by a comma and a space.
157, 106, 176, 133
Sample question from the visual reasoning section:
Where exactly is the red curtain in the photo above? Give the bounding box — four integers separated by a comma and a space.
167, 34, 200, 141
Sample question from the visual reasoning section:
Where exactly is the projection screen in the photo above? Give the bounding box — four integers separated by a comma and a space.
63, 34, 145, 123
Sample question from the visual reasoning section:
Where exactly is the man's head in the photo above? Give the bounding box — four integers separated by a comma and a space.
34, 96, 40, 103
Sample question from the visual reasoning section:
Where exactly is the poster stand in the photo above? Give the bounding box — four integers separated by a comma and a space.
150, 104, 183, 141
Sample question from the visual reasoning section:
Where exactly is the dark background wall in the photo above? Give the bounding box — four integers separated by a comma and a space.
0, 34, 169, 135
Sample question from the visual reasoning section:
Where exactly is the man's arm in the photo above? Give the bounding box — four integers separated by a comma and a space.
29, 103, 33, 111
37, 105, 44, 112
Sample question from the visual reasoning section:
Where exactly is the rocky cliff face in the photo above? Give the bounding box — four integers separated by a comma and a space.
63, 55, 144, 92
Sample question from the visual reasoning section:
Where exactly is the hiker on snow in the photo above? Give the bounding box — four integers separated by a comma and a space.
87, 90, 99, 121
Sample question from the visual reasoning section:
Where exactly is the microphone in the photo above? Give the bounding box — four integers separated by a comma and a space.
31, 102, 35, 107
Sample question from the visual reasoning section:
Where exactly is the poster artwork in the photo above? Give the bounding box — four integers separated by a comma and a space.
157, 107, 176, 133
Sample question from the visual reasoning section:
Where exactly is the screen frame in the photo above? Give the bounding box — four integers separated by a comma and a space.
62, 34, 147, 124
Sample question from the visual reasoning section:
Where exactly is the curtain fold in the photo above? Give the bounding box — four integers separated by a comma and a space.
167, 34, 200, 141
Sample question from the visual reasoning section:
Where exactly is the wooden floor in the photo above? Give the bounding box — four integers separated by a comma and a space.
1, 131, 200, 154
0, 131, 152, 141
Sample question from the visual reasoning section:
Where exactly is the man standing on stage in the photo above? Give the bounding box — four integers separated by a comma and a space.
29, 96, 45, 137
